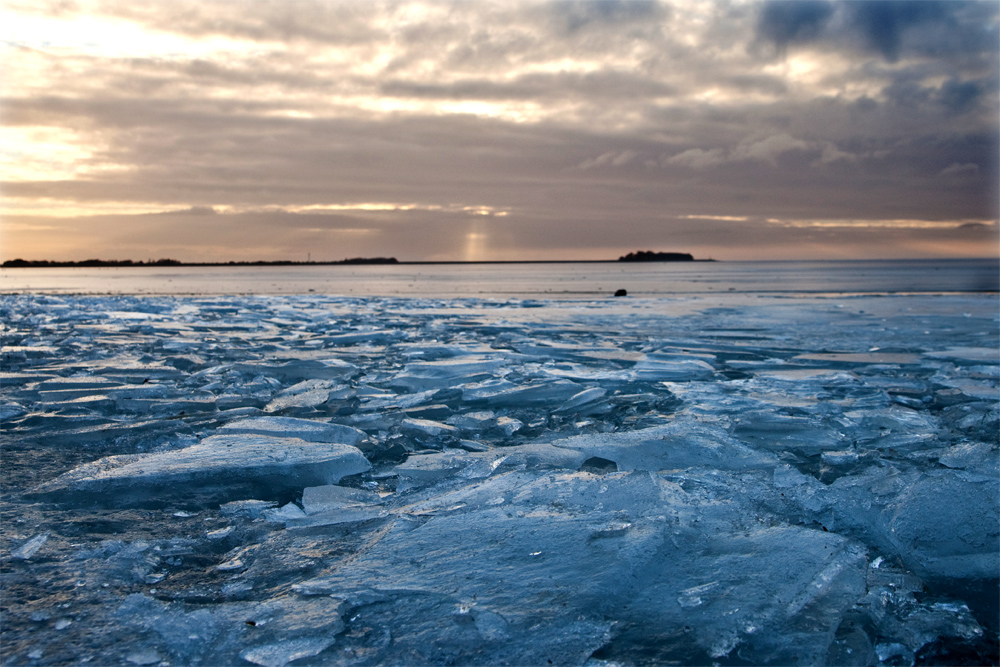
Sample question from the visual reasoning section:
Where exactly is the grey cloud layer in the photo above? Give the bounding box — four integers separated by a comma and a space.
2, 0, 997, 260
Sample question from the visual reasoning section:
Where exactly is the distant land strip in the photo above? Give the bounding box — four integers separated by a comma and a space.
2, 252, 707, 268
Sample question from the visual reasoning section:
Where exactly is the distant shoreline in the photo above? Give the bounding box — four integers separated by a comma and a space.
2, 257, 715, 268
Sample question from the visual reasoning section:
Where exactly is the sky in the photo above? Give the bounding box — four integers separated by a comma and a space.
1, 0, 998, 262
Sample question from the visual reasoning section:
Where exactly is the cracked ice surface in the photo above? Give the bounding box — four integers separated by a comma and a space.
1, 293, 997, 666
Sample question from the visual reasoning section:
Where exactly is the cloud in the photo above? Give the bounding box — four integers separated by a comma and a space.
732, 133, 811, 163
665, 148, 726, 170
845, 0, 952, 62
666, 134, 816, 169
755, 1, 835, 54
939, 162, 979, 178
754, 1, 997, 63
817, 142, 857, 164
1, 0, 997, 262
576, 149, 640, 170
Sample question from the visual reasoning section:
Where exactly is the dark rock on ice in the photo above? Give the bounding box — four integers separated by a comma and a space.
614, 288, 627, 297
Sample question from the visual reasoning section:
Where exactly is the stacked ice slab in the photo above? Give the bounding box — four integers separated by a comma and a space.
2, 293, 997, 666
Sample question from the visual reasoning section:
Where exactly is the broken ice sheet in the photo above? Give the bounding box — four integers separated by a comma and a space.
3, 292, 998, 667
11, 533, 49, 560
217, 416, 366, 446
298, 470, 869, 665
29, 434, 370, 507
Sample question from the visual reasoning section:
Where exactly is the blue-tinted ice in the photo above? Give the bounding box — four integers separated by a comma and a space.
1, 293, 997, 665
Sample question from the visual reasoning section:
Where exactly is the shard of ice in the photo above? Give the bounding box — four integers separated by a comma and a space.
29, 435, 370, 507
2, 290, 997, 666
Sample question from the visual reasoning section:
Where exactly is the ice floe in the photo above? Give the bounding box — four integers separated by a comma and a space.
1, 292, 997, 665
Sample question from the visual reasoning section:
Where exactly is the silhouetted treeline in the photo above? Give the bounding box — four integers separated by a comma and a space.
2, 258, 182, 268
340, 257, 399, 265
618, 251, 695, 262
2, 257, 399, 268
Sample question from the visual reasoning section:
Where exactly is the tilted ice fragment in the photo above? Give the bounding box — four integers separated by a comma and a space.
0, 371, 56, 388
270, 379, 339, 397
206, 526, 234, 539
399, 417, 458, 438
324, 329, 404, 346
924, 347, 1000, 364
465, 379, 583, 408
219, 499, 278, 519
869, 596, 984, 661
821, 450, 860, 466
116, 593, 344, 665
496, 416, 524, 436
773, 464, 810, 488
794, 351, 921, 366
285, 506, 388, 529
263, 503, 307, 523
393, 444, 587, 488
458, 455, 508, 479
104, 384, 175, 399
472, 608, 509, 641
125, 650, 161, 665
29, 435, 370, 506
828, 466, 999, 580
298, 469, 866, 666
92, 363, 187, 383
11, 533, 49, 560
234, 359, 357, 381
554, 387, 607, 414
219, 417, 365, 446
360, 389, 439, 411
0, 402, 27, 421
539, 363, 633, 382
938, 442, 996, 469
116, 395, 218, 415
885, 469, 999, 580
632, 355, 716, 381
550, 423, 778, 473
301, 484, 381, 514
445, 411, 495, 431
393, 450, 479, 484
933, 377, 999, 400
346, 412, 400, 432
402, 403, 452, 420
240, 638, 335, 667
264, 380, 340, 412
35, 376, 123, 392
732, 409, 845, 455
456, 439, 490, 452
390, 357, 507, 391
459, 378, 515, 401
399, 342, 498, 359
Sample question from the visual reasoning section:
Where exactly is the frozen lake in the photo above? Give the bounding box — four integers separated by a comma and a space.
2, 258, 997, 297
1, 274, 998, 665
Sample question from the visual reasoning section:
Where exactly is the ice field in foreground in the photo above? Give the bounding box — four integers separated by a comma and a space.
1, 293, 997, 666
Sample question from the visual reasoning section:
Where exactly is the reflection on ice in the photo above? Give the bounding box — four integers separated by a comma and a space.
1, 292, 997, 665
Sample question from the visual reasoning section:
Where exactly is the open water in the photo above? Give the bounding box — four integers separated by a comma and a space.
1, 258, 997, 297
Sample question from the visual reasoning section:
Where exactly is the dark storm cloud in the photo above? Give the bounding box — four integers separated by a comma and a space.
756, 1, 836, 53
845, 0, 952, 61
755, 1, 997, 62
